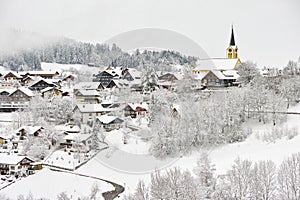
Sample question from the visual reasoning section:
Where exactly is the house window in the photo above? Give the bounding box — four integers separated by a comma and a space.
10, 166, 15, 170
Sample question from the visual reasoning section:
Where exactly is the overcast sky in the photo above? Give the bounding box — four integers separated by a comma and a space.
0, 0, 299, 68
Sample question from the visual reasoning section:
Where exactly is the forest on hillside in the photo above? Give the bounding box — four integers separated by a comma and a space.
0, 37, 196, 71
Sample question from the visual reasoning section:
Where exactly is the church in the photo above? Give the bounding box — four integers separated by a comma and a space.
193, 26, 241, 87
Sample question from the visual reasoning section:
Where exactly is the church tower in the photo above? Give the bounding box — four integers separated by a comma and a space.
226, 26, 238, 59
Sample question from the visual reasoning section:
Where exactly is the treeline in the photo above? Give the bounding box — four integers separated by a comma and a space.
0, 38, 196, 71
125, 152, 300, 200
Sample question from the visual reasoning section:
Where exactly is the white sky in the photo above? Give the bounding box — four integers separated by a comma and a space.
0, 0, 299, 68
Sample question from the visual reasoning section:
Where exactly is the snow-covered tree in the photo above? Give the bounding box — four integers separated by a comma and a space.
226, 158, 253, 199
277, 153, 300, 199
193, 152, 217, 199
250, 160, 277, 200
237, 61, 260, 85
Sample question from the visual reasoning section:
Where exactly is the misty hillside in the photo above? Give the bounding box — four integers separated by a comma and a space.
0, 29, 196, 71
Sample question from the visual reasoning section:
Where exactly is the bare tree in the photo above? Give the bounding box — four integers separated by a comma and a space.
278, 153, 300, 200
250, 160, 277, 200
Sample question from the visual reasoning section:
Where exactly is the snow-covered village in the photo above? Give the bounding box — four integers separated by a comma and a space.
0, 0, 300, 200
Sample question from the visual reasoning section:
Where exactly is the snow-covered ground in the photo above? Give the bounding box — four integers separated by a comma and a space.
0, 168, 114, 199
0, 112, 13, 122
44, 150, 90, 170
76, 105, 300, 197
105, 129, 150, 155
41, 62, 101, 73
2, 103, 300, 198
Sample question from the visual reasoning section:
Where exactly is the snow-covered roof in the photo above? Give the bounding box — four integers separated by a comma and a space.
96, 115, 124, 124
157, 80, 176, 86
63, 125, 81, 133
3, 71, 22, 79
0, 88, 15, 94
157, 71, 183, 80
75, 104, 105, 113
126, 68, 142, 79
19, 71, 59, 76
108, 79, 129, 88
194, 71, 208, 80
129, 78, 142, 86
75, 89, 100, 96
28, 78, 57, 88
0, 155, 34, 165
195, 58, 240, 71
63, 133, 92, 142
222, 70, 240, 79
41, 86, 61, 93
16, 126, 44, 135
74, 82, 103, 90
9, 87, 34, 97
209, 70, 239, 80
105, 67, 123, 77
62, 72, 77, 80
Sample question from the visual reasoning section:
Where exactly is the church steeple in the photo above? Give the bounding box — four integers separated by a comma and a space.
230, 26, 235, 46
226, 25, 238, 59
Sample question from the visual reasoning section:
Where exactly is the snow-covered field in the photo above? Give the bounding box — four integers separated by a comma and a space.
76, 104, 300, 197
1, 103, 300, 198
0, 168, 114, 200
41, 62, 101, 73
44, 150, 90, 170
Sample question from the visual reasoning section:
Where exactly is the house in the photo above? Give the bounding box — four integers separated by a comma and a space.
23, 71, 59, 79
60, 134, 93, 152
95, 115, 124, 131
73, 82, 104, 93
74, 90, 100, 104
122, 68, 142, 81
41, 87, 63, 99
73, 104, 106, 124
28, 79, 57, 92
73, 103, 120, 124
62, 123, 81, 134
157, 80, 177, 90
0, 80, 14, 88
8, 87, 34, 105
106, 79, 129, 89
3, 71, 22, 81
92, 67, 122, 86
124, 103, 148, 118
16, 126, 44, 140
0, 155, 34, 176
201, 70, 239, 87
62, 73, 77, 82
22, 76, 35, 86
158, 72, 183, 82
0, 89, 13, 103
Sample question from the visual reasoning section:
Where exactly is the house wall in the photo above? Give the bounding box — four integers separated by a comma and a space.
124, 105, 136, 118
43, 90, 62, 99
82, 112, 102, 124
9, 90, 31, 104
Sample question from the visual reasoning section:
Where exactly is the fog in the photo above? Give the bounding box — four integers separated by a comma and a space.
0, 0, 299, 67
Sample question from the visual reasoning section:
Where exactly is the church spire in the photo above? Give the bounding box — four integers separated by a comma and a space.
226, 25, 238, 59
230, 25, 235, 46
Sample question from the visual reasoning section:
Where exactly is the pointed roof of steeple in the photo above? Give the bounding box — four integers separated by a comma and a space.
230, 26, 235, 46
